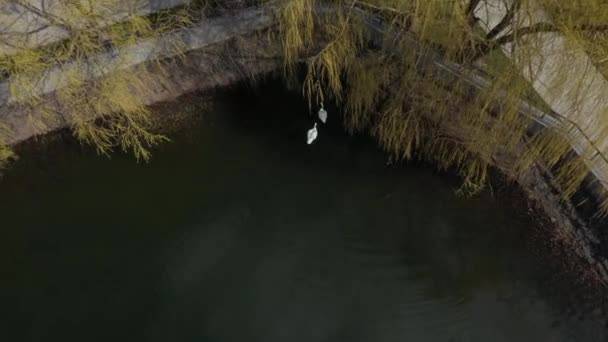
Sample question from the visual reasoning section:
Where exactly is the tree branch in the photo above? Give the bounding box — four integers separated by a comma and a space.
467, 0, 483, 16
11, 0, 72, 31
467, 0, 483, 26
495, 22, 608, 46
472, 21, 608, 60
350, 0, 401, 16
486, 0, 520, 40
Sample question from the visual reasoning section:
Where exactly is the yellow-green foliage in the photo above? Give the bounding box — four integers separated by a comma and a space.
2, 0, 608, 217
544, 0, 608, 76
0, 123, 15, 168
274, 0, 608, 213
276, 0, 315, 74
0, 0, 194, 161
58, 64, 169, 161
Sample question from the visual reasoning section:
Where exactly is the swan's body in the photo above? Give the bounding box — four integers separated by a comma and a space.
307, 123, 318, 145
318, 108, 328, 123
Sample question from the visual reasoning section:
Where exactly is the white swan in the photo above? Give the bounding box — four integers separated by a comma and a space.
318, 105, 328, 123
307, 123, 318, 145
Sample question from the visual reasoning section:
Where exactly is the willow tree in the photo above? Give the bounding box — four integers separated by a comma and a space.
0, 0, 193, 161
274, 0, 608, 212
2, 0, 608, 213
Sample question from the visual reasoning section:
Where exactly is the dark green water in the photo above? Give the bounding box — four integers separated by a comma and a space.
0, 82, 605, 341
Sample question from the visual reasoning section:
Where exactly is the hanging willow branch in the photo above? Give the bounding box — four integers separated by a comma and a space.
274, 0, 608, 213
0, 0, 195, 163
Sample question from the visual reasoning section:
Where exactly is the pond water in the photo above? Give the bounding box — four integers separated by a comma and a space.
0, 81, 605, 341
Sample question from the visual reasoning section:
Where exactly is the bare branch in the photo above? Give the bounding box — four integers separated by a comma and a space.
495, 22, 608, 46
350, 0, 401, 16
467, 0, 483, 26
11, 0, 72, 31
486, 0, 521, 40
472, 21, 608, 60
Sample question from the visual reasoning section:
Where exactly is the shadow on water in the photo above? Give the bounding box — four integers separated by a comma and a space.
0, 78, 606, 341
